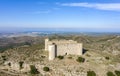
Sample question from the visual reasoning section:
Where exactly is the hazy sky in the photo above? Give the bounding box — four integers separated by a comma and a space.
0, 0, 120, 32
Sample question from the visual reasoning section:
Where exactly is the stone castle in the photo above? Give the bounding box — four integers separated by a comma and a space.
45, 38, 83, 60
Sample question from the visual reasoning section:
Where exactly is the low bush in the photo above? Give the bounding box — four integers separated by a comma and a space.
2, 56, 7, 61
107, 71, 115, 76
8, 62, 11, 66
57, 55, 64, 59
115, 70, 120, 76
105, 57, 110, 60
76, 57, 85, 63
43, 66, 50, 72
87, 71, 96, 76
19, 61, 24, 69
30, 65, 39, 74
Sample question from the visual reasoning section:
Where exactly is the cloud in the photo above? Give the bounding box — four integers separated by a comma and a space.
60, 2, 120, 11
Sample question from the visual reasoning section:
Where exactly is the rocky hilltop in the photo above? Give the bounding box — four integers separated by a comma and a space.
0, 34, 120, 76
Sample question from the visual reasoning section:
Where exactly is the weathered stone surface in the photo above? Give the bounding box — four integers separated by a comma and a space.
45, 39, 83, 60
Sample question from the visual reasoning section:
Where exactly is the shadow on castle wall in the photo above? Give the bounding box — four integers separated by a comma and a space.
82, 48, 88, 54
55, 45, 57, 57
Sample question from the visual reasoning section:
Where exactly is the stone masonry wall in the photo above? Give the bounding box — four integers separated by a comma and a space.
45, 39, 77, 51
56, 43, 82, 56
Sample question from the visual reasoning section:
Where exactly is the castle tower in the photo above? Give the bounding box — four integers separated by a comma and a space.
45, 38, 49, 51
78, 43, 83, 55
44, 38, 83, 60
48, 44, 55, 60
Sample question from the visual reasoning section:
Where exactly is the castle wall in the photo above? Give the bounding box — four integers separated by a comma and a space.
48, 45, 55, 60
45, 42, 52, 51
45, 39, 49, 51
51, 40, 77, 44
56, 43, 82, 56
45, 38, 83, 60
45, 39, 77, 51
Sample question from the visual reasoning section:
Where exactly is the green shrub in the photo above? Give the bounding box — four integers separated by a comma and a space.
107, 71, 115, 76
57, 55, 64, 59
19, 61, 24, 69
30, 65, 39, 74
43, 67, 50, 72
115, 70, 120, 76
87, 71, 96, 76
8, 62, 11, 66
41, 55, 46, 58
105, 57, 110, 60
76, 57, 85, 63
2, 56, 7, 61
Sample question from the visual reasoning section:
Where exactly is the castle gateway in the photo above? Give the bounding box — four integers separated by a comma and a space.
45, 38, 83, 60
